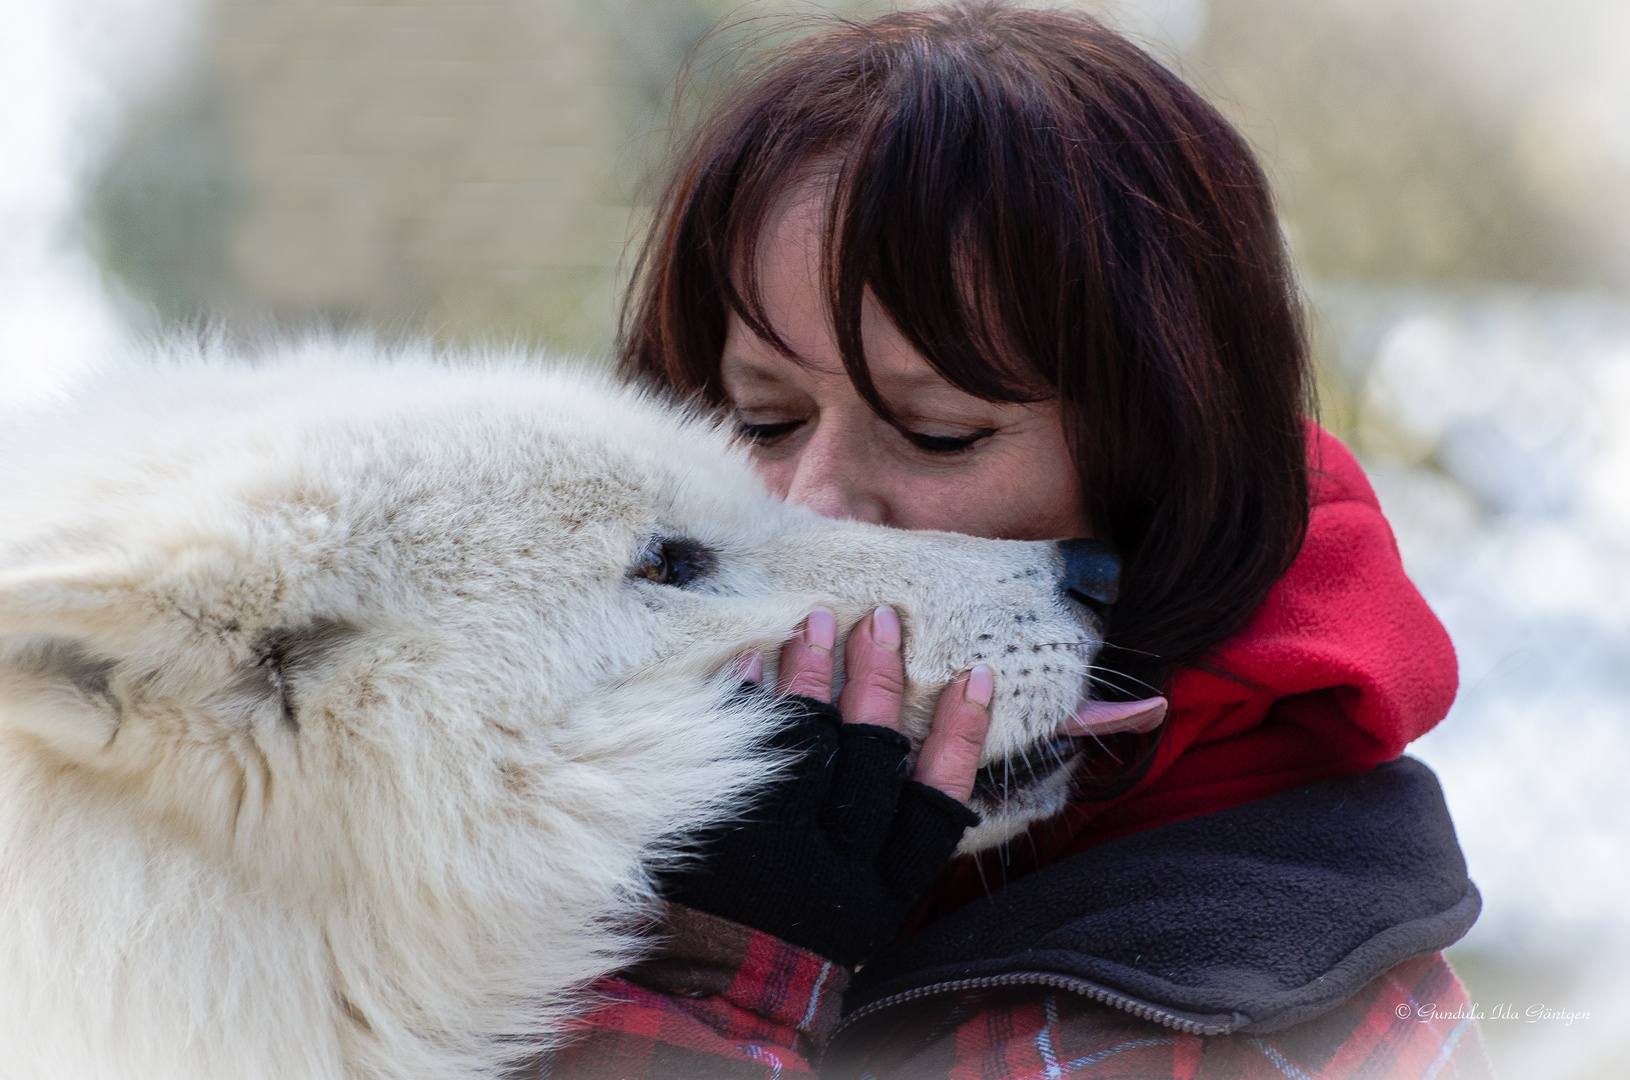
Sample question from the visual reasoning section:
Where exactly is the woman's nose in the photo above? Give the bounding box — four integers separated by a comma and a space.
782, 424, 887, 524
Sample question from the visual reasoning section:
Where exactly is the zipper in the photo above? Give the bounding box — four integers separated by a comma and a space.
833, 971, 1248, 1040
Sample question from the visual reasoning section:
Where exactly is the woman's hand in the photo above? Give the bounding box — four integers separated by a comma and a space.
769, 606, 1168, 791
771, 606, 994, 801
658, 608, 990, 968
661, 608, 1165, 967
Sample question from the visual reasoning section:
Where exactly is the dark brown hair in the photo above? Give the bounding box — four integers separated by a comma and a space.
619, 2, 1311, 713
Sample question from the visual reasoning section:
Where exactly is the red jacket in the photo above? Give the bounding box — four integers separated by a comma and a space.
536, 430, 1488, 1079
943, 426, 1459, 892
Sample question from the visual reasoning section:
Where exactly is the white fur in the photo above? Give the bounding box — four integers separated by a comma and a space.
0, 338, 1104, 1078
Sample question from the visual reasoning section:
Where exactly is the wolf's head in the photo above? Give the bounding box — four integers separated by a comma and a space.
0, 341, 1118, 1069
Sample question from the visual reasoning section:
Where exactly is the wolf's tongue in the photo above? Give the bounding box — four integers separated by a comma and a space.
1064, 696, 1167, 736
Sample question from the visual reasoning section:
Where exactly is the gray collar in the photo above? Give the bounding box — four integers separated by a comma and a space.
839, 757, 1480, 1039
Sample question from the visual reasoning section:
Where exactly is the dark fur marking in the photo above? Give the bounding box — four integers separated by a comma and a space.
249, 620, 361, 731
4, 638, 123, 744
13, 639, 119, 701
338, 995, 374, 1035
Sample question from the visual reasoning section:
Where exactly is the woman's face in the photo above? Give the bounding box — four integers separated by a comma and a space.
721, 185, 1091, 541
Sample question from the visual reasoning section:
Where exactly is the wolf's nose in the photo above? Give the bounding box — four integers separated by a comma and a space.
1057, 538, 1121, 616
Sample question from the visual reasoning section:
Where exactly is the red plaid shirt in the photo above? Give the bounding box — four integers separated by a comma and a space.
530, 907, 1491, 1079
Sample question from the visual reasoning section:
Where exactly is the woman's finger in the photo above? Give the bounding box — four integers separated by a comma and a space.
912, 666, 993, 803
776, 608, 837, 702
836, 606, 907, 731
729, 652, 765, 685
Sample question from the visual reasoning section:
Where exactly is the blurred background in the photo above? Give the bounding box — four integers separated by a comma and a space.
2, 0, 1626, 1074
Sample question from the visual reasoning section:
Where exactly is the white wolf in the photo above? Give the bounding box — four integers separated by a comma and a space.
0, 339, 1117, 1079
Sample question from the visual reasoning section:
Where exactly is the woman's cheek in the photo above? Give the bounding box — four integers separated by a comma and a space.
880, 472, 992, 534
930, 456, 1088, 541
749, 456, 796, 501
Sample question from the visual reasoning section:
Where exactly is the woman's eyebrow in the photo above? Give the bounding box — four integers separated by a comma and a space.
870, 368, 957, 393
724, 349, 993, 410
724, 350, 845, 381
720, 356, 794, 384
868, 368, 1000, 410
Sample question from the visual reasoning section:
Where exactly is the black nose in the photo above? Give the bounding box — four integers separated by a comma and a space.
1058, 538, 1121, 617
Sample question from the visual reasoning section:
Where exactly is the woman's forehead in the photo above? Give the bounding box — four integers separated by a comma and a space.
722, 324, 1010, 418
724, 339, 954, 391
735, 162, 1050, 407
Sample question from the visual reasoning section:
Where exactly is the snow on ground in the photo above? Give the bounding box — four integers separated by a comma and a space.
0, 1, 119, 409
0, 0, 196, 414
1320, 286, 1630, 1078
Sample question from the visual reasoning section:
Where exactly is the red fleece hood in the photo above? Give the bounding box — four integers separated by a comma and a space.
927, 428, 1459, 912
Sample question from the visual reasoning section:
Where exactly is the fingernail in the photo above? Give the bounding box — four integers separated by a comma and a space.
804, 608, 836, 652
733, 653, 764, 685
965, 665, 993, 708
871, 606, 900, 651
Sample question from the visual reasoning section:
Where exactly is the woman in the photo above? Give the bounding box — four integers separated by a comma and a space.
543, 4, 1489, 1077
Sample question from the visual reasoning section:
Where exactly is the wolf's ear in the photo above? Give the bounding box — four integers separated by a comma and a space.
0, 553, 184, 762
0, 635, 125, 759
2, 553, 363, 761
0, 559, 136, 631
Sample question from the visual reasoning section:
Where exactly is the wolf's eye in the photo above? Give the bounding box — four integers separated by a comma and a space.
630, 539, 716, 589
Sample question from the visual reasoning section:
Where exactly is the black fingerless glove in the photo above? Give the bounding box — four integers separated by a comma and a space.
659, 695, 980, 968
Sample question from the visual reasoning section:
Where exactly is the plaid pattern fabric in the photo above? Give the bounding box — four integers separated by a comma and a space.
829, 953, 1493, 1080
536, 922, 1490, 1080
535, 905, 845, 1079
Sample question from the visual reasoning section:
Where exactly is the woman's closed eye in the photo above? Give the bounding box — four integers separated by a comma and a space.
737, 418, 805, 444
737, 414, 995, 456
903, 427, 996, 455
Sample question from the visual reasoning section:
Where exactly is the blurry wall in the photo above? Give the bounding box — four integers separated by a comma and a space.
88, 0, 1630, 358
1178, 0, 1630, 449
1195, 0, 1628, 294
92, 0, 762, 353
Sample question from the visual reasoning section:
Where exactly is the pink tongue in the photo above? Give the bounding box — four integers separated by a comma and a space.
1063, 696, 1168, 736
